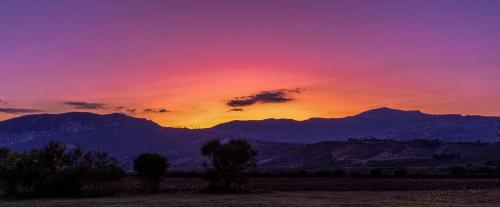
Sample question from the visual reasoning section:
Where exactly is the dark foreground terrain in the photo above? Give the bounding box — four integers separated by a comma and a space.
2, 190, 500, 207
3, 177, 500, 207
164, 177, 500, 191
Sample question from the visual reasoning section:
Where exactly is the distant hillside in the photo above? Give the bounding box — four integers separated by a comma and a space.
0, 112, 217, 169
211, 107, 500, 143
256, 139, 500, 170
0, 108, 499, 170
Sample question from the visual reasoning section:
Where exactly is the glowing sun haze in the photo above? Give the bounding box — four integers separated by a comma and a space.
1, 0, 499, 128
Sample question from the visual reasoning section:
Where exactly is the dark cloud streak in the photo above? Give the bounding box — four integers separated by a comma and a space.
144, 108, 170, 113
0, 108, 44, 114
64, 101, 106, 110
226, 89, 302, 107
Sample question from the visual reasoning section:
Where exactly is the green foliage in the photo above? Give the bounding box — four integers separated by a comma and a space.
0, 140, 125, 197
201, 139, 257, 191
133, 153, 169, 193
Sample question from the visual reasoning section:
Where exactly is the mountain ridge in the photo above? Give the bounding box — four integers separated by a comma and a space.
211, 107, 500, 143
0, 107, 499, 169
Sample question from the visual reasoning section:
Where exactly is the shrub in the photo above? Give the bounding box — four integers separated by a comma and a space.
393, 168, 408, 177
369, 168, 384, 177
349, 170, 362, 177
133, 153, 169, 193
331, 169, 346, 177
297, 169, 308, 177
315, 170, 330, 177
449, 166, 467, 177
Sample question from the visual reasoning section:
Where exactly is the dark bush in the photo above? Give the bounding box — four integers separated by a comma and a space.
133, 153, 169, 193
314, 170, 330, 177
349, 170, 362, 177
369, 168, 384, 177
393, 168, 408, 177
297, 169, 308, 177
449, 166, 467, 177
476, 166, 495, 174
331, 169, 346, 177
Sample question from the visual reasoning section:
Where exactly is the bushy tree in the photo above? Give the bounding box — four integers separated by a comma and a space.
201, 139, 257, 191
133, 153, 169, 193
79, 151, 125, 195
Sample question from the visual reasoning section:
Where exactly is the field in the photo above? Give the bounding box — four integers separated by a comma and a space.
2, 177, 500, 207
2, 190, 500, 207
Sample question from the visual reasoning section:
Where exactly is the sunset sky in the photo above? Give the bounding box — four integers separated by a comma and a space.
1, 0, 499, 128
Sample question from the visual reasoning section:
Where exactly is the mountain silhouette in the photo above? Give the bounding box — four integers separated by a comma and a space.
0, 107, 499, 169
211, 107, 500, 142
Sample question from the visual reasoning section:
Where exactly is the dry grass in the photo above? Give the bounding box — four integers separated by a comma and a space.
1, 190, 500, 207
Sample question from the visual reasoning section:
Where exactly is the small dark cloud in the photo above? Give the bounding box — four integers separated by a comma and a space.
0, 100, 7, 106
64, 101, 106, 110
0, 108, 44, 114
144, 108, 170, 113
227, 108, 244, 112
114, 106, 125, 111
115, 106, 137, 114
226, 89, 302, 107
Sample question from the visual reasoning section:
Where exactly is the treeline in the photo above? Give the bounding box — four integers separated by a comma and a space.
0, 141, 125, 197
2, 139, 500, 198
0, 139, 257, 197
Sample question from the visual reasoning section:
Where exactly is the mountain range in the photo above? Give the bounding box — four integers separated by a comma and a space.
212, 107, 500, 143
0, 107, 499, 170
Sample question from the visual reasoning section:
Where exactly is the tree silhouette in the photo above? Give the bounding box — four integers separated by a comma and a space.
133, 153, 169, 193
201, 139, 257, 191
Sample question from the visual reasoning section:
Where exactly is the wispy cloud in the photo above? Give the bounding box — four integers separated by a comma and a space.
227, 89, 302, 107
144, 108, 170, 113
64, 101, 106, 110
0, 108, 44, 114
227, 108, 244, 112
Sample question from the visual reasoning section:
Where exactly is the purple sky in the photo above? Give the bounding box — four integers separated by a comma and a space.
1, 0, 500, 127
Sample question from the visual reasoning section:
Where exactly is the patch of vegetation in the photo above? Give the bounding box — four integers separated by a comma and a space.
0, 140, 125, 198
